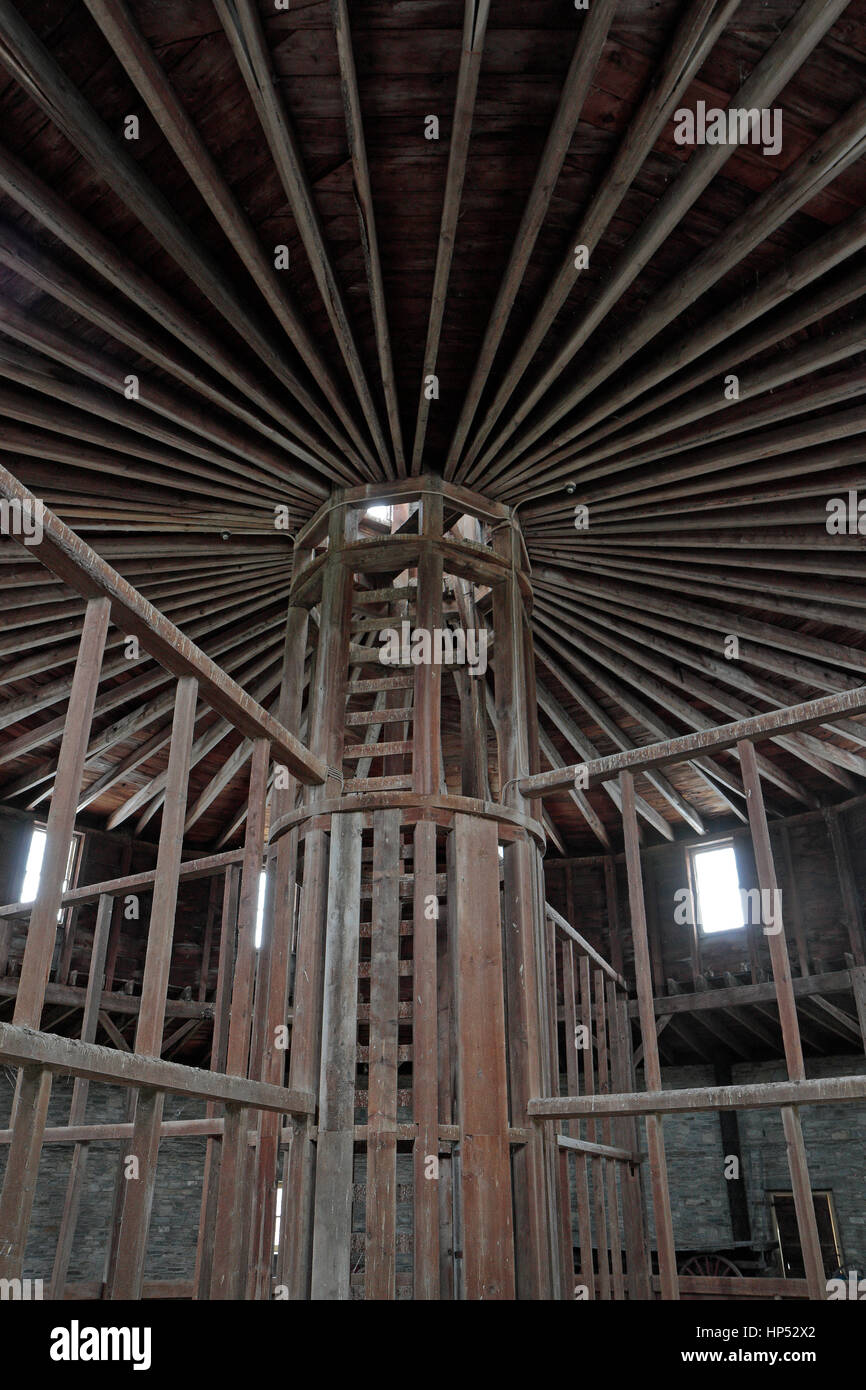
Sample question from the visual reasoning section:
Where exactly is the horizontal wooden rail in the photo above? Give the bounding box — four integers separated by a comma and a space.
518, 686, 866, 796
654, 1275, 809, 1300
545, 902, 626, 988
0, 848, 244, 918
557, 1134, 638, 1163
0, 977, 213, 1019
0, 1022, 314, 1114
0, 466, 327, 784
629, 969, 852, 1018
530, 1072, 866, 1119
0, 1117, 226, 1144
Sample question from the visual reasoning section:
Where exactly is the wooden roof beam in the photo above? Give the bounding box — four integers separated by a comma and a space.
0, 1, 345, 484
410, 0, 491, 474
214, 0, 390, 477
444, 0, 618, 475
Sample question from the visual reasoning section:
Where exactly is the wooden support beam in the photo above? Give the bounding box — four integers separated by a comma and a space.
519, 683, 866, 797
450, 814, 515, 1299
620, 771, 678, 1301
214, 0, 388, 476
310, 813, 363, 1300
529, 1072, 866, 1118
738, 739, 825, 1301
365, 809, 401, 1299
13, 597, 111, 1026
0, 468, 326, 784
411, 0, 490, 473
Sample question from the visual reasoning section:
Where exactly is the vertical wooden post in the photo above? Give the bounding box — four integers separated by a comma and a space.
283, 511, 352, 1298
824, 808, 866, 967
193, 863, 239, 1298
492, 520, 558, 1297
413, 486, 443, 797
365, 808, 401, 1299
210, 737, 270, 1298
248, 598, 311, 1299
620, 769, 679, 1301
562, 943, 594, 1298
0, 597, 110, 1281
609, 983, 651, 1301
310, 812, 363, 1299
109, 675, 198, 1300
595, 969, 624, 1299
579, 953, 609, 1300
450, 814, 515, 1300
50, 892, 113, 1298
412, 818, 440, 1298
738, 739, 826, 1301
14, 598, 111, 1027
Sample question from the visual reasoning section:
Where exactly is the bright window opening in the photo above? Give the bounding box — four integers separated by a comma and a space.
20, 827, 79, 920
366, 504, 392, 526
690, 841, 744, 935
255, 870, 267, 949
274, 1182, 283, 1256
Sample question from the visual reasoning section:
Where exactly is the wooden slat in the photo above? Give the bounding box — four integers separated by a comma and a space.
310, 813, 363, 1299
365, 809, 401, 1299
0, 468, 326, 783
412, 819, 440, 1299
13, 597, 111, 1025
450, 814, 515, 1299
621, 770, 679, 1301
110, 677, 198, 1300
737, 740, 826, 1302
49, 892, 113, 1298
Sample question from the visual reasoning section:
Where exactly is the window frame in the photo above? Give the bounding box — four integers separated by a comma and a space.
686, 836, 747, 939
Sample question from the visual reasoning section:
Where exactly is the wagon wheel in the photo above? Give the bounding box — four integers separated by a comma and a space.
678, 1254, 744, 1279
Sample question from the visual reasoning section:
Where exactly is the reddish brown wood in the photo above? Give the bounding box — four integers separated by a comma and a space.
450, 814, 515, 1299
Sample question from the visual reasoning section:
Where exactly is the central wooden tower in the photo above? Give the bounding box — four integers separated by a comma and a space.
264, 477, 563, 1300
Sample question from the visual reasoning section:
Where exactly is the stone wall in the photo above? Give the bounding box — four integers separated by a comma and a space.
0, 1072, 206, 1284
639, 1056, 866, 1273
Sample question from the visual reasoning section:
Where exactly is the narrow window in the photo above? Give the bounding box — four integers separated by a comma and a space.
689, 840, 743, 935
20, 826, 81, 921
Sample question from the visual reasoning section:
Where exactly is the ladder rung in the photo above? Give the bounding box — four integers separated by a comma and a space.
351, 615, 411, 634
357, 1045, 413, 1063
357, 1001, 413, 1020
347, 674, 414, 694
343, 740, 413, 760
349, 643, 408, 667
354, 584, 417, 606
345, 707, 414, 727
359, 920, 414, 937
343, 774, 413, 794
358, 961, 413, 978
359, 872, 447, 899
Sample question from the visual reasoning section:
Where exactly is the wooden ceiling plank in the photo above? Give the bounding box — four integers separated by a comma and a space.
0, 143, 351, 487
532, 614, 749, 819
0, 2, 348, 486
536, 657, 706, 835
475, 0, 856, 488
332, 0, 404, 478
457, 0, 740, 485
214, 0, 390, 478
81, 0, 371, 478
0, 219, 354, 491
535, 593, 818, 805
443, 0, 618, 477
